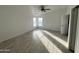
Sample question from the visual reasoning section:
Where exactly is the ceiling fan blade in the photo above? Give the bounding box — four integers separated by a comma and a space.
40, 5, 50, 12
44, 10, 46, 12
45, 9, 50, 10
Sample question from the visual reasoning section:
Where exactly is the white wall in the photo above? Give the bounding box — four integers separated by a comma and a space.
75, 7, 79, 53
66, 5, 76, 14
0, 6, 34, 43
65, 5, 79, 52
39, 8, 67, 32
65, 5, 79, 53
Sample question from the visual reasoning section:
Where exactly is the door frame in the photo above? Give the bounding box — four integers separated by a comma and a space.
68, 5, 79, 52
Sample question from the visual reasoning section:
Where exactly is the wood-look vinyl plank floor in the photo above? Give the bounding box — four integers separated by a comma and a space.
0, 29, 72, 53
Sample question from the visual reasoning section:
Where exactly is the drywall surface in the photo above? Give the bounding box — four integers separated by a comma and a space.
39, 8, 67, 32
75, 8, 79, 53
66, 5, 78, 52
66, 5, 76, 14
0, 6, 34, 43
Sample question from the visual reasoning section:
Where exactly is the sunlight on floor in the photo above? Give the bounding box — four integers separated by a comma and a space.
42, 30, 68, 48
33, 30, 62, 53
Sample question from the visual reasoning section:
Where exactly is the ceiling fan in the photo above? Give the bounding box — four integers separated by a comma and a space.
40, 5, 50, 12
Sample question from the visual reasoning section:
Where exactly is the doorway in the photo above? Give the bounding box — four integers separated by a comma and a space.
68, 6, 78, 52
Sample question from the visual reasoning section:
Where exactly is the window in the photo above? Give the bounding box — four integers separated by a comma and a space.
33, 18, 37, 27
38, 18, 43, 26
33, 17, 43, 27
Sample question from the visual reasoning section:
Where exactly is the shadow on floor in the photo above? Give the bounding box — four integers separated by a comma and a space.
41, 30, 72, 53
0, 29, 72, 53
45, 30, 68, 42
